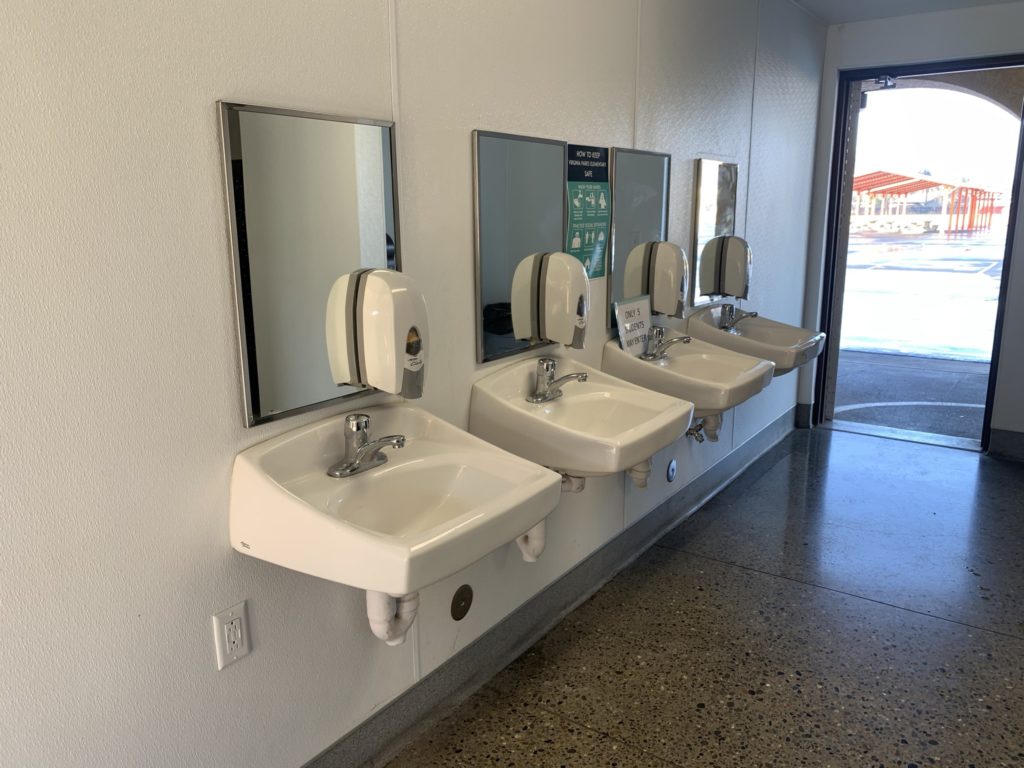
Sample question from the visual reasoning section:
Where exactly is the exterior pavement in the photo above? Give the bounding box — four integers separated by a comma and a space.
832, 349, 989, 442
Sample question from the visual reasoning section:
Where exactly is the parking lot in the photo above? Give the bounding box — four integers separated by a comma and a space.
840, 219, 1007, 361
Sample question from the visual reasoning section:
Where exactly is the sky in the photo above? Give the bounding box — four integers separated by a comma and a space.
853, 87, 1020, 192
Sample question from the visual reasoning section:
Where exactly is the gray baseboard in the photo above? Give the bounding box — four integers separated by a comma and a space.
988, 427, 1024, 461
795, 402, 812, 429
305, 407, 796, 768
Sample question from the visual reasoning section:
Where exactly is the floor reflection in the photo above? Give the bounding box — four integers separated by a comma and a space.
660, 427, 1022, 636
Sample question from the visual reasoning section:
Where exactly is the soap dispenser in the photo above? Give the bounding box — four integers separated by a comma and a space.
623, 241, 688, 317
720, 236, 752, 299
325, 268, 428, 398
510, 251, 589, 349
698, 235, 751, 299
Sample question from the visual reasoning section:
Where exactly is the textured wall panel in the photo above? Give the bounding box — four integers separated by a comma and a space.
635, 0, 758, 254
416, 473, 626, 676
0, 3, 415, 767
739, 0, 825, 442
392, 0, 638, 429
0, 0, 828, 764
393, 0, 639, 678
624, 410, 737, 527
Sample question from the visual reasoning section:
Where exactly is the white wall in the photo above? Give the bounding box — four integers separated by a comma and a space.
801, 1, 1024, 434
992, 166, 1024, 433
738, 0, 825, 442
0, 1, 824, 766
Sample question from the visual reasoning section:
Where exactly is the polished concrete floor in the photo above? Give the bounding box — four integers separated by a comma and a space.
833, 350, 989, 441
388, 429, 1024, 767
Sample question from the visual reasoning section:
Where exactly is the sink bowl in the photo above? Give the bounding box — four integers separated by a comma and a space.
469, 358, 693, 476
229, 404, 561, 595
688, 305, 825, 376
601, 337, 774, 418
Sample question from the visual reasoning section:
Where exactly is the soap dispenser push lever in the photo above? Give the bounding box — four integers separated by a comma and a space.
327, 414, 406, 478
640, 326, 692, 361
527, 358, 588, 404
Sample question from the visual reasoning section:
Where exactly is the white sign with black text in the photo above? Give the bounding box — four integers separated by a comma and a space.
614, 296, 651, 357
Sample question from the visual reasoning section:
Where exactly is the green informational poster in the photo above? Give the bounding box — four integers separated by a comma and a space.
565, 144, 610, 279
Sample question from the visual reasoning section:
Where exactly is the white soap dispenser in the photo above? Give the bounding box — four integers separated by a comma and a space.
623, 241, 688, 317
510, 251, 589, 349
721, 236, 752, 299
325, 268, 428, 398
699, 235, 751, 299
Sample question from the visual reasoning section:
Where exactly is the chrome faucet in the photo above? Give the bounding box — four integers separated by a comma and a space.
720, 303, 758, 331
327, 413, 406, 478
527, 357, 588, 404
639, 326, 691, 361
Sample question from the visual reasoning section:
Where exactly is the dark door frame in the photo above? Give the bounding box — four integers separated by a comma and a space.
814, 53, 1024, 452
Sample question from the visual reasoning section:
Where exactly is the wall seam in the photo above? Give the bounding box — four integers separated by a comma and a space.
743, 0, 762, 240
386, 0, 422, 682
387, 0, 401, 125
632, 0, 642, 148
785, 0, 825, 25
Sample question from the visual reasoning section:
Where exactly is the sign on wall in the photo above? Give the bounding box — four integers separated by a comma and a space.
565, 144, 610, 279
614, 296, 651, 356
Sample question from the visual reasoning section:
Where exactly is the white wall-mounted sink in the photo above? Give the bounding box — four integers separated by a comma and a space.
688, 305, 825, 376
229, 404, 561, 596
601, 336, 774, 418
469, 358, 693, 478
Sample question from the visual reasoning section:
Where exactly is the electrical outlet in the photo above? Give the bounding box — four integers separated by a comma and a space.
212, 600, 251, 670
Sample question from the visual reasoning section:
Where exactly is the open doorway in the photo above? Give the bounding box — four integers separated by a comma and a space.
816, 59, 1024, 451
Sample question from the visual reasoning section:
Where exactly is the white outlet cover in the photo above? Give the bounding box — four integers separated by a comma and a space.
212, 600, 251, 670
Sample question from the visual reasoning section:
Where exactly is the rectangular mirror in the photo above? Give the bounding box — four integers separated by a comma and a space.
608, 148, 671, 323
220, 103, 400, 426
692, 158, 738, 305
473, 130, 567, 363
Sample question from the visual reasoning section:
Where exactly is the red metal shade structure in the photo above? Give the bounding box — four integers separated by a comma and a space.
852, 169, 1000, 233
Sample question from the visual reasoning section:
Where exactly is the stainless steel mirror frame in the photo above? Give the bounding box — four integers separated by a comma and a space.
607, 147, 671, 328
472, 129, 567, 364
219, 102, 402, 426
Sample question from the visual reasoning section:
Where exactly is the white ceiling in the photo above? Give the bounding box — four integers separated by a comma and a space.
793, 0, 1024, 25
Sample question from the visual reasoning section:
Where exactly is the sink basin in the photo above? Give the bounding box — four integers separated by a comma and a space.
229, 404, 561, 595
469, 358, 693, 477
688, 305, 825, 376
601, 337, 774, 418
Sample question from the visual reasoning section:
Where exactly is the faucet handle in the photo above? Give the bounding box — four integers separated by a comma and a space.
345, 413, 370, 433
537, 357, 557, 378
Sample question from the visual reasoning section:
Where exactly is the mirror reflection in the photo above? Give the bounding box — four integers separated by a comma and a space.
692, 158, 738, 304
474, 131, 566, 362
221, 103, 399, 425
698, 235, 752, 299
609, 149, 671, 319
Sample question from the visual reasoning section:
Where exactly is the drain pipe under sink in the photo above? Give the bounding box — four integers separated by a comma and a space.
366, 590, 419, 646
560, 473, 586, 492
701, 413, 723, 442
516, 520, 546, 562
627, 458, 652, 488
